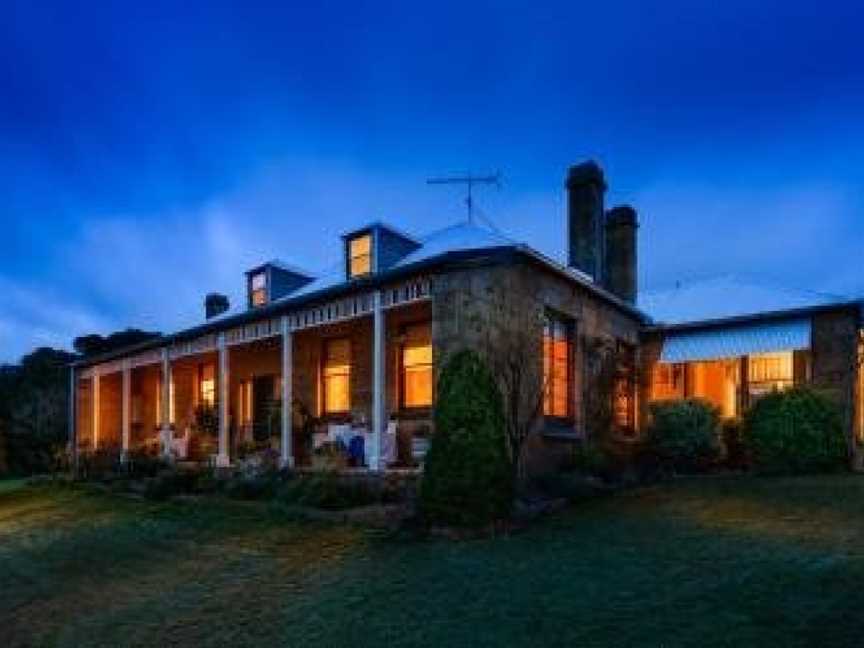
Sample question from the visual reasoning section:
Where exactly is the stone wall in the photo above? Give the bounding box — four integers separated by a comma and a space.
811, 308, 860, 437
430, 258, 643, 476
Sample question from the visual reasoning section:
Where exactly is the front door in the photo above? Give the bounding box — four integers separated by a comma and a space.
252, 375, 275, 442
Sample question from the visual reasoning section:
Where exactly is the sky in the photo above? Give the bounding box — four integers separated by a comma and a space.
1, 0, 863, 363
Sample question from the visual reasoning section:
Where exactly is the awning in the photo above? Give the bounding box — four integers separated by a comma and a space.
660, 318, 811, 363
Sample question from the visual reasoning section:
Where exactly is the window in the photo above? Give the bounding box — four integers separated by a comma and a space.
652, 363, 685, 400
323, 338, 351, 414
543, 314, 572, 418
250, 272, 267, 307
613, 342, 636, 433
401, 322, 433, 409
748, 352, 793, 398
199, 364, 215, 407
348, 234, 373, 277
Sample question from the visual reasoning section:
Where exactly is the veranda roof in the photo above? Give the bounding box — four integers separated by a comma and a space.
660, 317, 811, 363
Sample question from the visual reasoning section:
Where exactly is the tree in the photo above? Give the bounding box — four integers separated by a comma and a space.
459, 266, 548, 483
420, 350, 511, 526
73, 328, 161, 357
0, 347, 75, 475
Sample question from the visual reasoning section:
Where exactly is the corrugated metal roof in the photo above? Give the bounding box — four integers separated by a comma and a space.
661, 317, 811, 363
640, 275, 850, 326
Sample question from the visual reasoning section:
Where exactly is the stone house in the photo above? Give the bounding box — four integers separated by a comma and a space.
70, 161, 864, 473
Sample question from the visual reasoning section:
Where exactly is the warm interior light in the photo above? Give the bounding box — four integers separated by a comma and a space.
323, 338, 351, 413
402, 322, 432, 408
250, 271, 267, 306
543, 316, 571, 418
348, 234, 372, 277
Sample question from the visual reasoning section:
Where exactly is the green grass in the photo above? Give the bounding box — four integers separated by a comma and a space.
3, 476, 864, 647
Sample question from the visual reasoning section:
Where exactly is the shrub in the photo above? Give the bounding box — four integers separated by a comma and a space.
721, 418, 747, 469
419, 350, 512, 527
278, 471, 379, 510
743, 387, 847, 474
143, 470, 198, 500
225, 474, 278, 500
647, 399, 722, 472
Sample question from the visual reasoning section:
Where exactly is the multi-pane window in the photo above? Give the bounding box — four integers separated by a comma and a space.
348, 234, 373, 277
199, 364, 215, 407
748, 352, 793, 398
613, 342, 636, 433
323, 338, 351, 414
652, 363, 685, 400
543, 314, 572, 418
250, 272, 267, 307
401, 322, 433, 409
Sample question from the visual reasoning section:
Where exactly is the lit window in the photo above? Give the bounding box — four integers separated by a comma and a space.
749, 352, 793, 397
543, 314, 572, 418
613, 342, 636, 433
348, 234, 373, 277
250, 272, 267, 307
652, 363, 685, 400
401, 322, 433, 409
199, 364, 215, 407
323, 338, 351, 414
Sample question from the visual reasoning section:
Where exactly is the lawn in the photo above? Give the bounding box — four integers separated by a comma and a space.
3, 476, 864, 647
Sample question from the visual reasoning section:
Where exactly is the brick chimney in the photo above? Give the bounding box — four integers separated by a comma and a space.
604, 205, 638, 304
205, 293, 230, 319
566, 161, 607, 281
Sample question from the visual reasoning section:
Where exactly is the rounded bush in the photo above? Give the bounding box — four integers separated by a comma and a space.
743, 387, 846, 474
647, 399, 721, 472
419, 350, 512, 527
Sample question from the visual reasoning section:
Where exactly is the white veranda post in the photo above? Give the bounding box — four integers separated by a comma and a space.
280, 316, 294, 468
121, 363, 131, 461
160, 349, 172, 458
371, 289, 385, 470
217, 333, 230, 467
92, 369, 100, 451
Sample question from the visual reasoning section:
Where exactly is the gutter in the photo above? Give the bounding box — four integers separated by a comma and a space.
642, 300, 863, 335
71, 243, 651, 370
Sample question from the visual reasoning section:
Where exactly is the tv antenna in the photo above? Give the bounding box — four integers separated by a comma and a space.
427, 171, 502, 223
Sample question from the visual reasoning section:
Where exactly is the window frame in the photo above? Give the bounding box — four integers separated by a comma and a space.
321, 337, 352, 417
612, 341, 637, 435
543, 311, 575, 422
347, 233, 374, 279
249, 270, 268, 308
398, 320, 433, 413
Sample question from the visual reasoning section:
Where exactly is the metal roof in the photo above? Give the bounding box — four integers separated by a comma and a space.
640, 275, 851, 327
73, 220, 646, 368
661, 317, 811, 363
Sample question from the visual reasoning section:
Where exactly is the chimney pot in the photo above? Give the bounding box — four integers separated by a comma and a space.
604, 205, 639, 304
205, 293, 230, 319
566, 160, 607, 280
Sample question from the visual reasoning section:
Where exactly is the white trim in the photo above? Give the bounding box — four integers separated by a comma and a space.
121, 362, 131, 461
370, 289, 385, 470
216, 333, 230, 467
280, 316, 294, 468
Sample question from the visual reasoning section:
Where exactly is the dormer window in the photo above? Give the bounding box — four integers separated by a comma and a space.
348, 233, 373, 278
250, 271, 268, 307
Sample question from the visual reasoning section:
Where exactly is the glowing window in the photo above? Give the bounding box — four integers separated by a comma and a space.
250, 272, 267, 307
348, 234, 373, 277
748, 352, 793, 397
199, 364, 215, 407
323, 338, 351, 414
401, 322, 433, 409
613, 342, 636, 432
543, 315, 572, 418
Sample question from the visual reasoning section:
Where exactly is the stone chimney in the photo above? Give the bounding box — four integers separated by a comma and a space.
205, 293, 230, 319
566, 160, 607, 281
604, 205, 638, 304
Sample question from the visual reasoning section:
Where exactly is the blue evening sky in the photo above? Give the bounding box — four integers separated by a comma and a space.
1, 0, 862, 362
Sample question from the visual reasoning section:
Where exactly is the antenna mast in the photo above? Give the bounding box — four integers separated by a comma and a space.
427, 172, 501, 223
